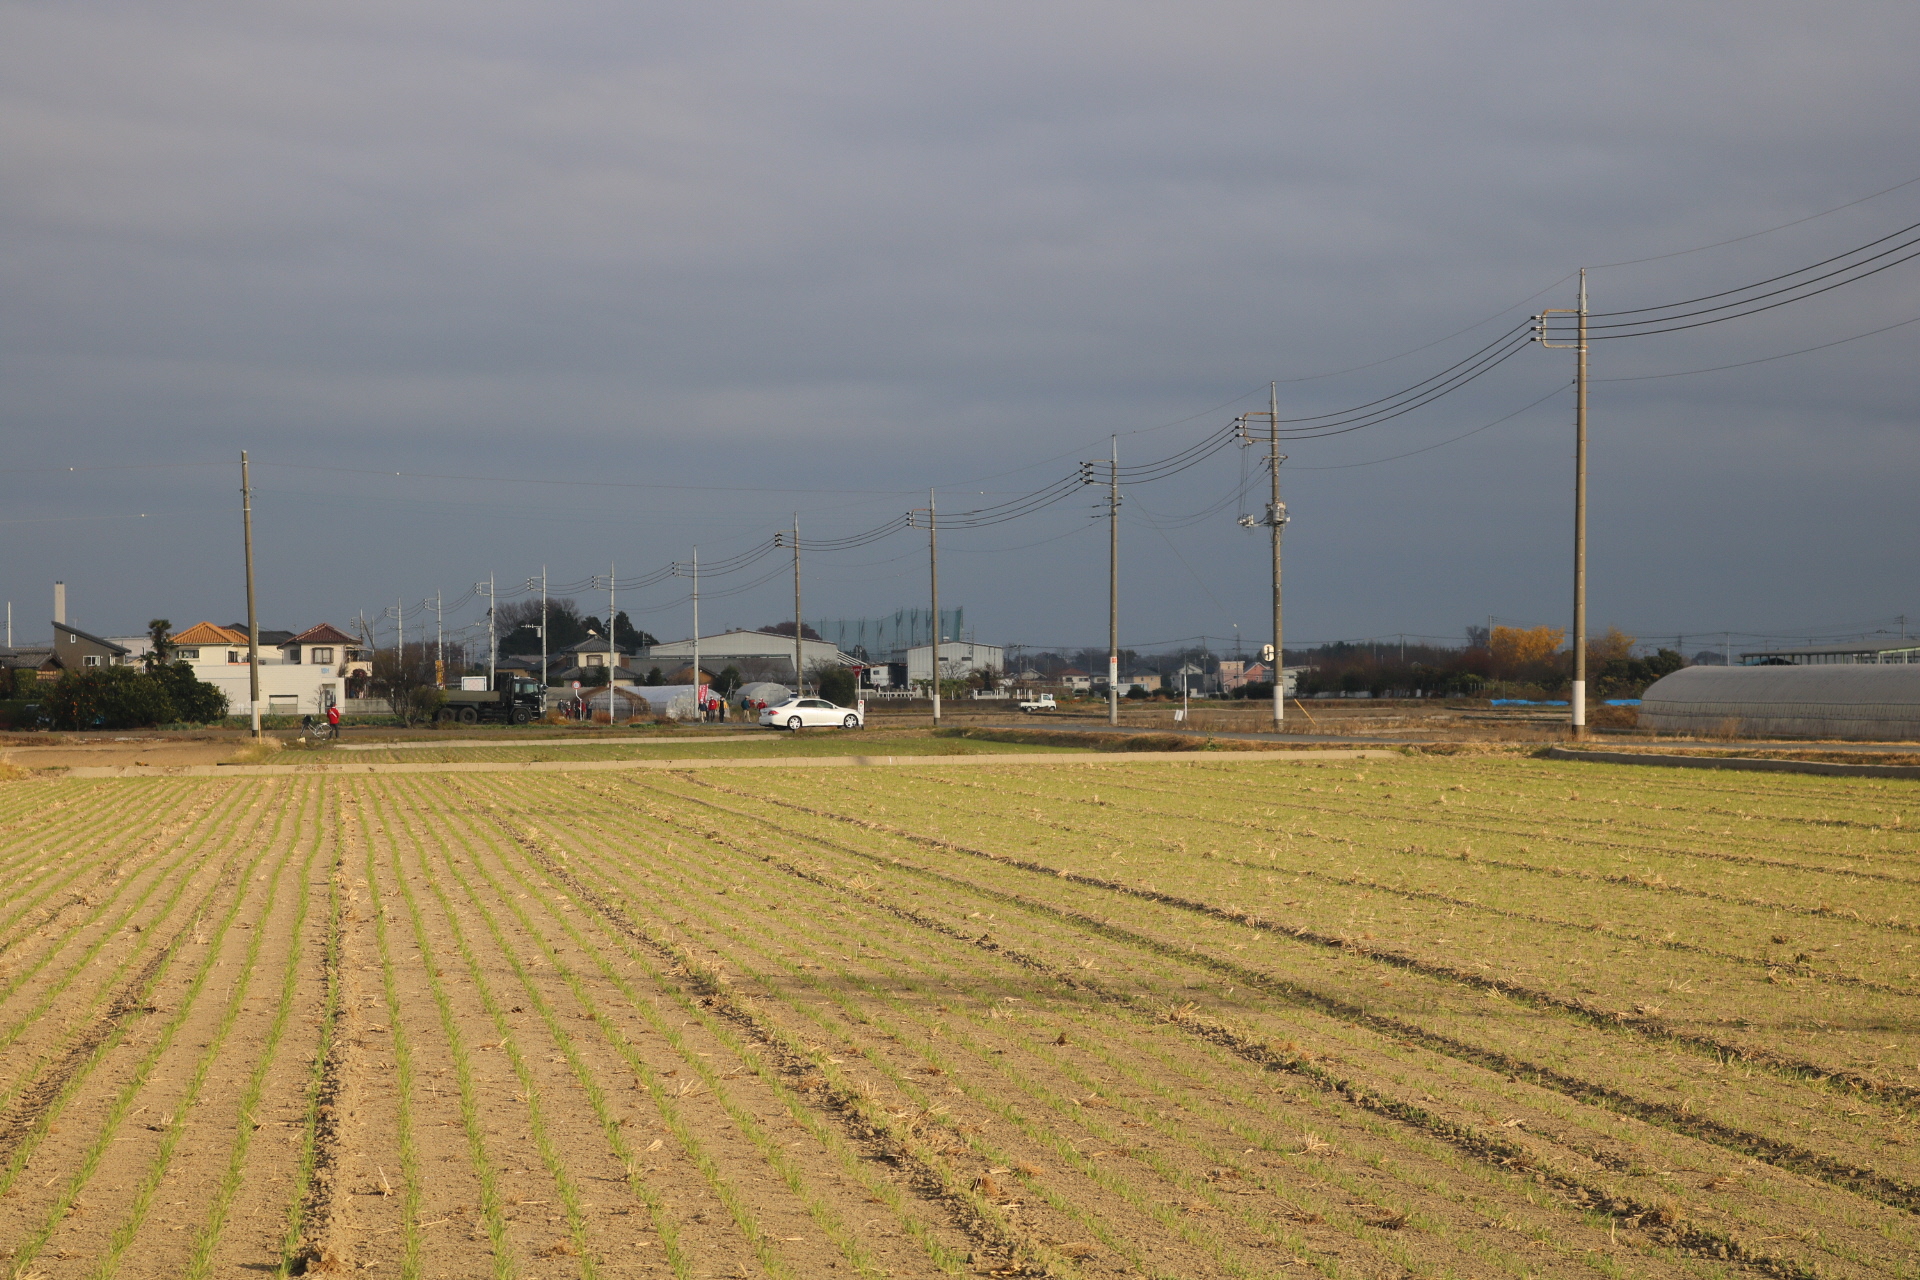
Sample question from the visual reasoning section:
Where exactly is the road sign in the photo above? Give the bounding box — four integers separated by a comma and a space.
1261, 644, 1275, 662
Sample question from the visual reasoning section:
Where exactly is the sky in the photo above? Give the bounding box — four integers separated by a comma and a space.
3, 2, 1917, 660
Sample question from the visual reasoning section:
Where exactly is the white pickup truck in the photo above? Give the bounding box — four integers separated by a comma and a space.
1017, 693, 1057, 714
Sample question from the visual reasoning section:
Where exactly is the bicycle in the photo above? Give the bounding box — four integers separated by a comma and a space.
300, 714, 338, 742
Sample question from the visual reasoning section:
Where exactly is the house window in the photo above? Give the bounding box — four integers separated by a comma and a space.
310, 647, 334, 664
584, 653, 605, 667
177, 648, 200, 661
83, 655, 101, 667
229, 651, 245, 664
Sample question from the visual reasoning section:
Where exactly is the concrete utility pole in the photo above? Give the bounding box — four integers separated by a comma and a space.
1235, 384, 1290, 730
1107, 437, 1120, 726
691, 548, 700, 705
1536, 272, 1590, 738
240, 451, 262, 739
539, 567, 546, 688
907, 495, 943, 723
396, 597, 404, 678
792, 515, 804, 695
608, 561, 617, 722
436, 590, 444, 686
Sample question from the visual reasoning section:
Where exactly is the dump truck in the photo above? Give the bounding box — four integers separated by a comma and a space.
434, 676, 547, 725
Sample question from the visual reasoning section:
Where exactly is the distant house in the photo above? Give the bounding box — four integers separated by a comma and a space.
170, 622, 252, 666
169, 620, 369, 717
1058, 666, 1091, 693
279, 623, 370, 677
551, 637, 640, 684
0, 646, 56, 690
51, 623, 131, 673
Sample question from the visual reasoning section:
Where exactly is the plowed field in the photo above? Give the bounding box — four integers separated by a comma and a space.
0, 756, 1914, 1279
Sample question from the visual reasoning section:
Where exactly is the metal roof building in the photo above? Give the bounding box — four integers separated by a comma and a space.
1739, 642, 1920, 665
1639, 664, 1920, 740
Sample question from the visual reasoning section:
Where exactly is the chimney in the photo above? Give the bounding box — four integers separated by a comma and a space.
54, 581, 65, 626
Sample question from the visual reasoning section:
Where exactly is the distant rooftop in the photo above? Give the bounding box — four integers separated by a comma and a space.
1739, 642, 1920, 665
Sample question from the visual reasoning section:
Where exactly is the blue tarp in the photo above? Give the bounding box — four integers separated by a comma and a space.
1489, 698, 1640, 707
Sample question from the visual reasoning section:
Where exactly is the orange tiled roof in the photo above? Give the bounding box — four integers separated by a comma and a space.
171, 621, 250, 645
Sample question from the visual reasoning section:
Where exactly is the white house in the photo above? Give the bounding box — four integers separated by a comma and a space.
169, 621, 371, 717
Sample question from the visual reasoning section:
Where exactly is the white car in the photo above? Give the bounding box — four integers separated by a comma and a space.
759, 697, 865, 730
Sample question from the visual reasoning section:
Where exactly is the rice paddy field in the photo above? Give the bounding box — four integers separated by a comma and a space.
0, 753, 1914, 1280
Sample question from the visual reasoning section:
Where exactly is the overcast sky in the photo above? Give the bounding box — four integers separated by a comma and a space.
4, 2, 1917, 658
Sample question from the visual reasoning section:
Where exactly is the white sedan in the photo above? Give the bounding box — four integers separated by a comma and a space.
759, 697, 864, 730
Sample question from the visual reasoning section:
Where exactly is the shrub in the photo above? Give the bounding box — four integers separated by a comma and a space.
151, 661, 230, 723
816, 666, 855, 705
42, 667, 178, 729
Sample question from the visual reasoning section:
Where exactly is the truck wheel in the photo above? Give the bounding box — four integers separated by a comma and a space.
436, 708, 454, 723
511, 706, 531, 725
459, 707, 478, 725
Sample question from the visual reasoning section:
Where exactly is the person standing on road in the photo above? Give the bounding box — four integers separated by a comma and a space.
326, 701, 342, 735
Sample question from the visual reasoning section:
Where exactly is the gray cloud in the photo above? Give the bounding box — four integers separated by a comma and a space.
3, 2, 1916, 653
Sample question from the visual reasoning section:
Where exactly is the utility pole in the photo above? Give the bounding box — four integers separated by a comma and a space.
435, 590, 444, 687
792, 514, 804, 695
396, 598, 403, 688
608, 561, 617, 722
1108, 437, 1120, 725
1536, 272, 1589, 737
1235, 383, 1290, 730
909, 491, 941, 725
476, 573, 497, 694
1082, 441, 1122, 724
539, 567, 547, 688
240, 451, 262, 739
691, 548, 700, 704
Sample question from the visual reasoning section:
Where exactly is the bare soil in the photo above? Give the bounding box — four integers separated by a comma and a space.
0, 755, 1914, 1278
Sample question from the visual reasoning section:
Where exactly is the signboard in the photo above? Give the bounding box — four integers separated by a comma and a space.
571, 680, 581, 690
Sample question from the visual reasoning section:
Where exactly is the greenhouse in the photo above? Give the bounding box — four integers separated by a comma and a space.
1638, 664, 1920, 740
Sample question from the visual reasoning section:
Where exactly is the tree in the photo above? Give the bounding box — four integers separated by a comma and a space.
759, 621, 822, 641
815, 666, 854, 705
152, 661, 229, 723
143, 619, 174, 672
370, 640, 440, 726
644, 666, 664, 686
1489, 625, 1565, 677
1587, 626, 1636, 668
714, 665, 742, 696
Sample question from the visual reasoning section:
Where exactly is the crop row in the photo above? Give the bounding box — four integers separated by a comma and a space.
745, 764, 1920, 1057
609, 767, 1920, 1261
450, 768, 1914, 1280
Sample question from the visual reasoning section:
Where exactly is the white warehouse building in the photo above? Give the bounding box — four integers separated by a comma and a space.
903, 640, 1005, 685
